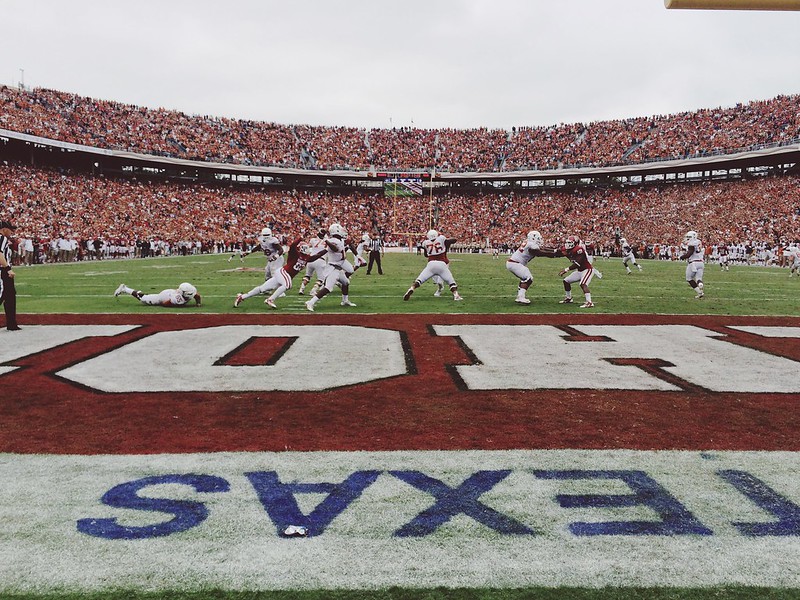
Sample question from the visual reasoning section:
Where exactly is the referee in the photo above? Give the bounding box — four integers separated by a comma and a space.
366, 232, 384, 275
0, 220, 20, 331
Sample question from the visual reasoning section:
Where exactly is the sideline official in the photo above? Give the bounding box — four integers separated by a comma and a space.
366, 232, 384, 275
0, 220, 20, 331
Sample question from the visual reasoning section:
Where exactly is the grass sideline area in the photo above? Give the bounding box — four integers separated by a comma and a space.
9, 251, 799, 316
4, 252, 798, 600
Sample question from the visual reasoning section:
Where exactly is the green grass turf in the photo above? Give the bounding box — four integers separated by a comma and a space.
5, 252, 798, 600
10, 252, 798, 316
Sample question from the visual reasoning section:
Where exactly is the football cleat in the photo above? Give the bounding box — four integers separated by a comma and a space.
340, 300, 357, 307
594, 270, 603, 279
114, 284, 126, 297
265, 298, 277, 309
453, 294, 464, 301
559, 297, 573, 304
234, 293, 244, 307
403, 288, 414, 301
304, 300, 315, 312
433, 290, 442, 297
515, 297, 531, 305
580, 301, 595, 308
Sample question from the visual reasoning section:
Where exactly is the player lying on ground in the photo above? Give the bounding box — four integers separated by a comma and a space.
114, 282, 201, 307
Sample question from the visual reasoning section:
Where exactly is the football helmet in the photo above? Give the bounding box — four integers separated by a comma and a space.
684, 230, 698, 243
427, 229, 439, 241
619, 237, 628, 246
362, 233, 371, 242
527, 230, 543, 245
178, 282, 197, 300
329, 223, 346, 238
564, 235, 581, 250
299, 244, 311, 255
260, 227, 272, 238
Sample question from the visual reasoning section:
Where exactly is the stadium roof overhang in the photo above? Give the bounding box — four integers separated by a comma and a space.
1, 127, 798, 185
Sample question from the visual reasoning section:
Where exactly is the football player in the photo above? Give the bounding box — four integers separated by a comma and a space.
235, 238, 327, 309
238, 227, 285, 282
305, 223, 357, 311
114, 282, 201, 307
403, 229, 463, 301
557, 235, 601, 308
784, 242, 800, 277
506, 230, 559, 304
679, 230, 705, 298
298, 228, 328, 295
619, 237, 643, 274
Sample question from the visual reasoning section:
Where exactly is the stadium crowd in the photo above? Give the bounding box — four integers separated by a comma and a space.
2, 162, 798, 264
1, 86, 798, 172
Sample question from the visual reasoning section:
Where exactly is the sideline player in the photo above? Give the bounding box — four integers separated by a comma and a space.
305, 223, 357, 311
557, 235, 601, 308
235, 238, 326, 308
403, 229, 463, 301
680, 230, 705, 299
114, 282, 202, 307
506, 230, 558, 304
619, 237, 643, 274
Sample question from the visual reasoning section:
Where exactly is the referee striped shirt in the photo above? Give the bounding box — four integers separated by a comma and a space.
0, 234, 11, 266
368, 237, 382, 252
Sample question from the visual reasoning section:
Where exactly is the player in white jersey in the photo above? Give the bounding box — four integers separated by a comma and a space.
298, 228, 328, 295
785, 243, 800, 276
619, 237, 642, 274
238, 227, 285, 281
679, 230, 705, 299
505, 230, 558, 304
305, 223, 357, 311
114, 282, 201, 307
403, 229, 463, 301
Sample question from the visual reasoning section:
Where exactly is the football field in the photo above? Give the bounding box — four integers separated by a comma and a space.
1, 252, 799, 600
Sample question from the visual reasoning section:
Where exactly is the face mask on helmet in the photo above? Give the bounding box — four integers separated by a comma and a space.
260, 227, 272, 238
564, 236, 578, 250
427, 229, 438, 241
684, 230, 697, 242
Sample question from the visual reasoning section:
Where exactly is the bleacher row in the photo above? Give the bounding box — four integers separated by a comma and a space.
2, 86, 799, 172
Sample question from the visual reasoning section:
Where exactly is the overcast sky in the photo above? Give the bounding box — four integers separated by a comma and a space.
1, 0, 799, 130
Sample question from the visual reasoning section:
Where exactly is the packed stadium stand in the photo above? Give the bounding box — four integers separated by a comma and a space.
1, 84, 799, 260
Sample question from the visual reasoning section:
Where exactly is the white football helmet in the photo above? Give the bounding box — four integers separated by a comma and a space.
329, 223, 346, 238
684, 230, 698, 243
260, 227, 272, 238
619, 237, 628, 246
527, 230, 543, 245
178, 282, 197, 300
427, 229, 439, 241
299, 243, 311, 255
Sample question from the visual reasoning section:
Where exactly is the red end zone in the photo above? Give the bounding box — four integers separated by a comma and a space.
2, 313, 799, 454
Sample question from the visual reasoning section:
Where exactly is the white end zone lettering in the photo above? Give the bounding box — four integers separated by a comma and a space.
56, 325, 408, 392
0, 325, 137, 376
434, 324, 800, 393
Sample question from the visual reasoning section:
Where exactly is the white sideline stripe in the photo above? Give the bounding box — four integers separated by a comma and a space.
0, 449, 798, 591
